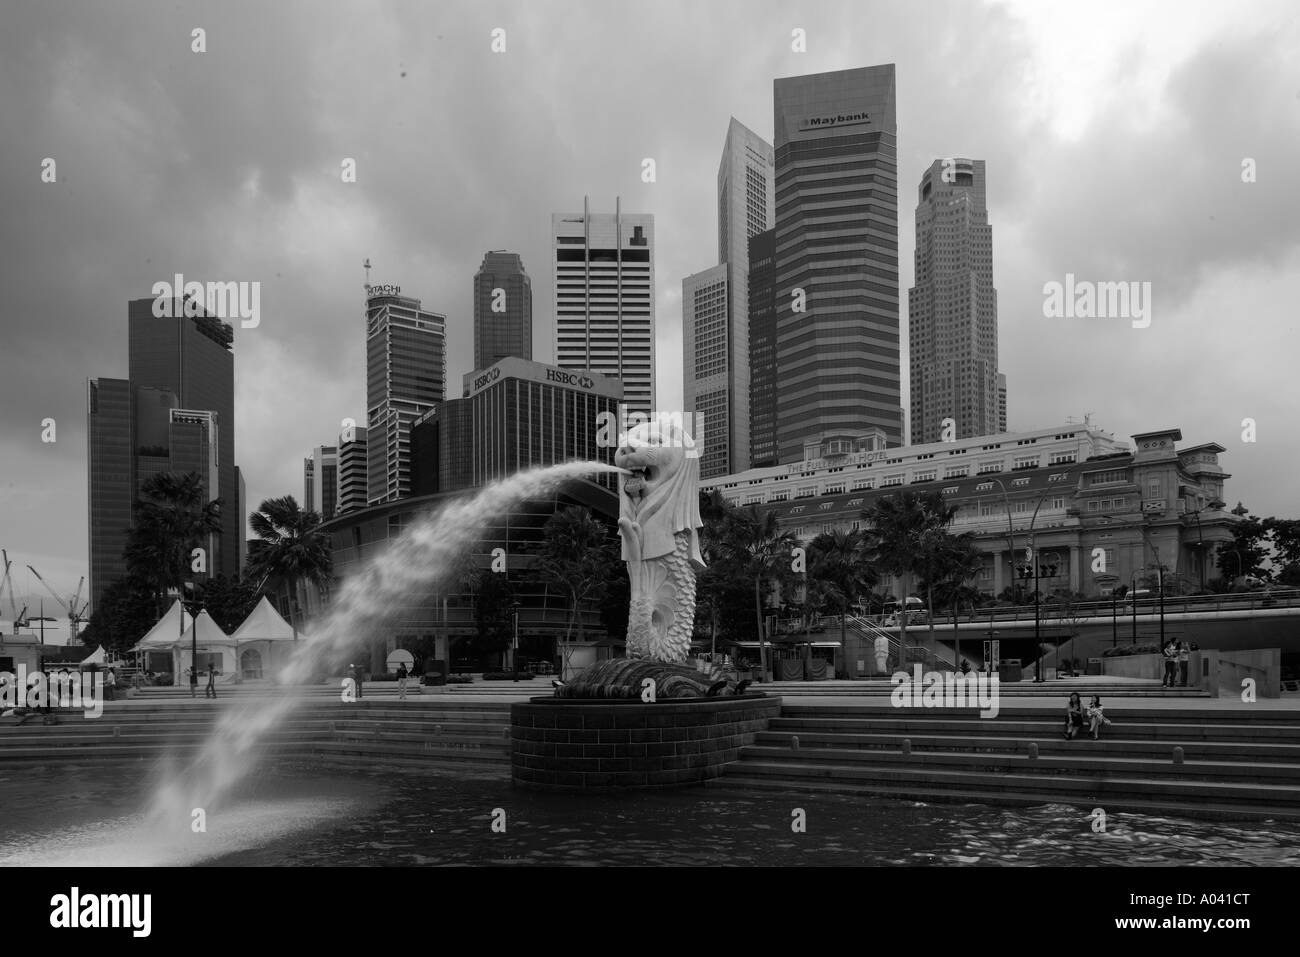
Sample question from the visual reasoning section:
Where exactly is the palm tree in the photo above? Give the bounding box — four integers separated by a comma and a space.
924, 534, 985, 670
245, 495, 333, 640
861, 491, 958, 670
124, 471, 224, 616
696, 493, 743, 658
723, 505, 798, 680
808, 529, 875, 677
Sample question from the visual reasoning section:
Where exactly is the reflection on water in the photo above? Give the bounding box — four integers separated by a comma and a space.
2, 762, 1298, 867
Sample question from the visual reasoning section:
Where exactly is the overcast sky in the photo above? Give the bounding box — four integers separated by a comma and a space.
2, 0, 1297, 613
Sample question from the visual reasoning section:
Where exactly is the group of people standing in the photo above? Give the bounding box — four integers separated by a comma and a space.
1162, 639, 1191, 687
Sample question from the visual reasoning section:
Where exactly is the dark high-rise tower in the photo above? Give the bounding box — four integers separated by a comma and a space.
772, 65, 903, 460
473, 251, 532, 370
746, 228, 778, 468
909, 158, 1002, 443
88, 298, 240, 611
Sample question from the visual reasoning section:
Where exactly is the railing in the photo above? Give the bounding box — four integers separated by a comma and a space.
926, 588, 1300, 625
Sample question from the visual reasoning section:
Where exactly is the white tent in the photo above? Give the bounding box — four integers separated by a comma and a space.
228, 596, 305, 643
228, 597, 307, 681
130, 600, 194, 652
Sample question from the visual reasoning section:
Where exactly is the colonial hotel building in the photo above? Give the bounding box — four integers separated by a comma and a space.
702, 422, 1238, 599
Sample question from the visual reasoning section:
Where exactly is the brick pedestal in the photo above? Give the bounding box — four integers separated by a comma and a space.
510, 694, 780, 790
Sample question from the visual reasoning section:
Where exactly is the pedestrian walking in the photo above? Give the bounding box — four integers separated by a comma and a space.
104, 668, 117, 702
353, 664, 364, 699
396, 662, 409, 701
205, 663, 218, 699
188, 666, 199, 698
1177, 640, 1190, 687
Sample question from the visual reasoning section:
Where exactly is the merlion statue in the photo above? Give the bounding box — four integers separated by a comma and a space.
614, 418, 704, 663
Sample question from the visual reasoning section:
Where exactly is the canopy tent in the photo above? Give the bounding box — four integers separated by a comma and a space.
130, 600, 194, 652
228, 596, 306, 643
82, 646, 105, 665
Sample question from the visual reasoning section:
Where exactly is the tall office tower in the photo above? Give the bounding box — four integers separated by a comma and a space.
236, 466, 246, 570
683, 118, 775, 477
908, 158, 1002, 444
747, 228, 779, 468
365, 287, 446, 505
86, 378, 133, 611
336, 424, 369, 515
473, 251, 532, 370
772, 65, 904, 461
304, 445, 338, 521
553, 198, 655, 417
90, 298, 241, 609
997, 373, 1007, 433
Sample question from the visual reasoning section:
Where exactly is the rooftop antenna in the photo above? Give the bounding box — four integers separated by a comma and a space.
1083, 411, 1093, 428
363, 258, 372, 285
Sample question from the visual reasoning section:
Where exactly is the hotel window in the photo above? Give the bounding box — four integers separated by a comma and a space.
790, 505, 805, 514
881, 475, 904, 488
1051, 497, 1065, 510
770, 492, 787, 502
848, 498, 864, 507
944, 466, 969, 479
824, 484, 845, 495
975, 482, 993, 491
979, 502, 999, 517
1012, 477, 1030, 487
1049, 452, 1077, 465
796, 486, 816, 499
818, 502, 832, 510
913, 469, 937, 483
1149, 480, 1161, 499
978, 462, 1002, 474
1087, 500, 1100, 511
852, 479, 875, 491
822, 524, 833, 534
1088, 469, 1126, 486
1013, 456, 1039, 470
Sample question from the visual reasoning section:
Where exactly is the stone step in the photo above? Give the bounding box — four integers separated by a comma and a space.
721, 759, 1300, 809
738, 745, 1300, 784
776, 704, 1296, 723
708, 774, 1300, 823
754, 730, 1300, 762
311, 740, 508, 762
768, 717, 1300, 741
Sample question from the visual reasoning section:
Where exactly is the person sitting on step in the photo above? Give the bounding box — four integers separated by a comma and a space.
1086, 695, 1113, 739
1063, 692, 1086, 739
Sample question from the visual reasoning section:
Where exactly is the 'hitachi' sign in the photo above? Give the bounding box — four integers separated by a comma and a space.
798, 111, 871, 131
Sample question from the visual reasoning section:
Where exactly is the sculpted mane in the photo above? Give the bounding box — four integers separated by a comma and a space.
618, 423, 704, 566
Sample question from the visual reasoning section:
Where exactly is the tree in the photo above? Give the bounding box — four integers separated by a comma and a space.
245, 495, 333, 640
862, 490, 959, 670
808, 529, 875, 677
470, 567, 516, 669
722, 506, 798, 680
123, 471, 224, 617
79, 576, 157, 655
199, 574, 260, 633
536, 506, 621, 671
1214, 513, 1270, 584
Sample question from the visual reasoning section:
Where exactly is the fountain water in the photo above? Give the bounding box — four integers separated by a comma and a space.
144, 461, 622, 834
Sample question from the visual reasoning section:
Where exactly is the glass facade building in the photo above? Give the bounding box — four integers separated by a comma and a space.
473, 251, 532, 370
747, 228, 779, 468
772, 65, 904, 460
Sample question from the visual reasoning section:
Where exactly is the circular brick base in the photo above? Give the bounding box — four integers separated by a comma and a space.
510, 694, 781, 790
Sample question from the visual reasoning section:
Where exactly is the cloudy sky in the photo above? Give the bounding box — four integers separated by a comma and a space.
2, 0, 1297, 615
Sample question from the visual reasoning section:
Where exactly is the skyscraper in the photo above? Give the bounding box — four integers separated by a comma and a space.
909, 158, 1002, 444
365, 287, 446, 505
304, 445, 338, 521
473, 251, 532, 370
747, 228, 779, 468
88, 297, 240, 610
683, 118, 774, 477
336, 424, 369, 516
553, 198, 655, 416
997, 372, 1008, 433
772, 65, 904, 460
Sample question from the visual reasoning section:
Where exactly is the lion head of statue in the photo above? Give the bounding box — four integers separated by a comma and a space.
615, 417, 704, 565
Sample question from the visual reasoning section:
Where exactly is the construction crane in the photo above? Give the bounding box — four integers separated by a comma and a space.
26, 566, 89, 642
0, 549, 18, 620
